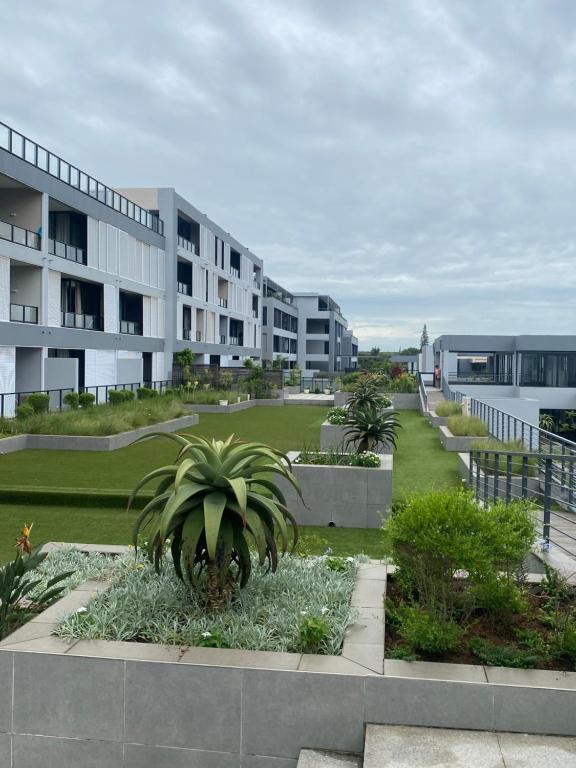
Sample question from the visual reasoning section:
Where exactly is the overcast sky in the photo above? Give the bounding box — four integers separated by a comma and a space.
2, 1, 576, 350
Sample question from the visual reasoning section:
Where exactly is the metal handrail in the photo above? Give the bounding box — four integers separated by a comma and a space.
49, 238, 86, 265
0, 121, 164, 235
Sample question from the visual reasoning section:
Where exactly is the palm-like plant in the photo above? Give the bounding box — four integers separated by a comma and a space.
129, 433, 300, 611
344, 406, 401, 454
347, 376, 391, 411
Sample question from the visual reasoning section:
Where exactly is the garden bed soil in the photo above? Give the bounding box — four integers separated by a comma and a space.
385, 576, 576, 672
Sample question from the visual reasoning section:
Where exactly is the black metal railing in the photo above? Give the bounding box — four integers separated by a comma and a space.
10, 303, 38, 324
0, 121, 164, 235
61, 312, 103, 331
183, 328, 191, 340
218, 298, 228, 308
448, 371, 513, 385
120, 320, 142, 335
0, 218, 41, 249
49, 238, 86, 265
470, 449, 576, 557
300, 377, 335, 393
177, 235, 197, 254
177, 282, 192, 296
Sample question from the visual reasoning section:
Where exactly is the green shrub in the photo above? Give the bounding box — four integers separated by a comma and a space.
25, 393, 50, 414
63, 392, 79, 410
136, 387, 158, 400
326, 407, 348, 425
435, 401, 462, 417
472, 575, 528, 623
447, 415, 488, 436
344, 406, 400, 453
78, 392, 95, 408
396, 605, 462, 654
109, 389, 134, 405
549, 618, 576, 665
298, 615, 330, 653
296, 447, 381, 467
386, 374, 418, 394
470, 637, 539, 668
15, 403, 34, 420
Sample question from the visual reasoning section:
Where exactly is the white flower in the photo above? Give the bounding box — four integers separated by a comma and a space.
300, 610, 308, 616
320, 606, 329, 615
76, 606, 87, 614
201, 631, 212, 638
346, 557, 355, 563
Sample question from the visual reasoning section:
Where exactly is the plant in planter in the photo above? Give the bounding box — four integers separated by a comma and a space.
435, 401, 462, 417
129, 433, 300, 611
347, 377, 391, 412
326, 406, 348, 425
344, 405, 400, 453
447, 414, 488, 437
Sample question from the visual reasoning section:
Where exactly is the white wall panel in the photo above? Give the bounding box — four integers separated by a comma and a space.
143, 296, 151, 337
119, 230, 129, 277
106, 225, 118, 275
85, 349, 116, 387
153, 351, 166, 381
104, 284, 118, 333
150, 247, 158, 288
0, 346, 16, 392
158, 298, 165, 338
98, 221, 107, 271
142, 243, 150, 285
158, 251, 165, 290
47, 269, 61, 327
0, 255, 9, 322
87, 218, 99, 269
176, 301, 183, 341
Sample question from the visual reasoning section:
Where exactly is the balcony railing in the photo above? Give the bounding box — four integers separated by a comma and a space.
61, 312, 103, 331
183, 328, 191, 340
220, 334, 226, 344
196, 331, 202, 342
229, 336, 243, 346
177, 281, 192, 296
120, 320, 142, 335
218, 297, 228, 308
49, 238, 86, 265
10, 303, 38, 324
253, 279, 260, 289
230, 266, 240, 279
0, 219, 41, 250
177, 235, 197, 255
0, 121, 163, 235
448, 371, 513, 385
252, 309, 258, 318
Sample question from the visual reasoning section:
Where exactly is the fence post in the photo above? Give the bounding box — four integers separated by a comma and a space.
542, 457, 552, 550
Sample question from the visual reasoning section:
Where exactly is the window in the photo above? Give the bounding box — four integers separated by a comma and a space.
263, 306, 268, 325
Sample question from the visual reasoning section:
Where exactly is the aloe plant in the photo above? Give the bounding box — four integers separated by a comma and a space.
344, 405, 401, 453
129, 433, 300, 610
347, 376, 391, 412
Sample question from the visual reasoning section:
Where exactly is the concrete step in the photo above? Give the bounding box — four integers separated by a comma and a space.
297, 749, 362, 767
363, 724, 576, 767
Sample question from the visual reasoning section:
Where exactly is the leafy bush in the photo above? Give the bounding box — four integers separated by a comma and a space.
299, 615, 330, 653
326, 407, 348, 425
78, 392, 95, 408
130, 433, 300, 610
396, 605, 462, 654
472, 575, 528, 624
108, 389, 135, 405
25, 393, 50, 414
470, 637, 539, 668
435, 401, 462, 417
344, 405, 400, 453
15, 403, 34, 420
386, 374, 418, 394
63, 392, 80, 410
295, 447, 381, 467
137, 387, 158, 400
447, 415, 488, 436
549, 617, 576, 665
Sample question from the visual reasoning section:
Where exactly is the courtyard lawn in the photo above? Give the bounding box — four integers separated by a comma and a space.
0, 503, 389, 564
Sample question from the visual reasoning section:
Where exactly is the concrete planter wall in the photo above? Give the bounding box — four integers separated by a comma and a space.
457, 452, 541, 499
390, 393, 419, 410
187, 398, 283, 414
283, 386, 300, 395
0, 553, 575, 767
428, 410, 449, 427
439, 425, 490, 452
320, 421, 394, 454
0, 414, 199, 455
276, 451, 392, 528
333, 391, 352, 407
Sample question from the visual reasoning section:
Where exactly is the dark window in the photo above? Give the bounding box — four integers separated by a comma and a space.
263, 306, 268, 325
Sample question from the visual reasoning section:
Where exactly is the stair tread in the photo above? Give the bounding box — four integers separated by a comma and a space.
363, 724, 576, 767
298, 749, 362, 767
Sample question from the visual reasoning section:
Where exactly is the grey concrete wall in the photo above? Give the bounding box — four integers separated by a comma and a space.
15, 347, 42, 392
117, 357, 142, 385
277, 452, 392, 528
439, 426, 490, 452
390, 393, 419, 409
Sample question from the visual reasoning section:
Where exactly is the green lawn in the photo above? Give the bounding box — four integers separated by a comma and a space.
0, 406, 459, 562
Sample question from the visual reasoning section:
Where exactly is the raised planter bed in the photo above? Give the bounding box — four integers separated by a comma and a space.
457, 452, 540, 499
0, 414, 199, 455
333, 391, 352, 407
428, 410, 449, 427
390, 393, 419, 410
320, 418, 394, 454
439, 425, 490, 452
276, 451, 392, 528
1, 549, 574, 766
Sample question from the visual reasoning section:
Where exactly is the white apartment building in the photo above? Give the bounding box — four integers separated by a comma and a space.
292, 293, 352, 374
261, 277, 298, 369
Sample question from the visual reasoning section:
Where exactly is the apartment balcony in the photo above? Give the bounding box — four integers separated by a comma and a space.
196, 331, 202, 342
177, 281, 192, 296
218, 298, 228, 308
10, 303, 38, 324
177, 235, 198, 255
120, 320, 142, 336
252, 309, 258, 318
0, 219, 41, 250
229, 336, 240, 346
219, 334, 226, 344
183, 328, 192, 341
61, 312, 103, 331
447, 372, 513, 386
49, 238, 86, 265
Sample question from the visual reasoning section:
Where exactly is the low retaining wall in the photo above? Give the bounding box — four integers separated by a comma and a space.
457, 452, 541, 499
0, 553, 574, 768
390, 393, 419, 410
277, 451, 393, 528
439, 425, 489, 452
0, 414, 199, 455
320, 421, 394, 454
428, 410, 449, 427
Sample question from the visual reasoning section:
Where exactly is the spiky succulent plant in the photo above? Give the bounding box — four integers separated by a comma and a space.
129, 433, 300, 610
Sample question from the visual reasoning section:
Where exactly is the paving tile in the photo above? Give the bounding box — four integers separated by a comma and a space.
497, 732, 576, 767
12, 734, 123, 768
363, 724, 504, 767
297, 750, 361, 767
0, 733, 10, 765
124, 743, 238, 767
493, 684, 576, 736
68, 639, 182, 662
2, 636, 77, 654
341, 643, 383, 674
486, 666, 576, 690
0, 620, 57, 647
32, 590, 92, 622
73, 579, 111, 592
179, 646, 301, 670
357, 564, 388, 581
241, 757, 297, 768
297, 654, 377, 675
350, 580, 386, 608
345, 618, 383, 645
384, 659, 487, 683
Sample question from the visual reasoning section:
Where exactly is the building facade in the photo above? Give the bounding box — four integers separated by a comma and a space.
292, 293, 350, 373
261, 277, 298, 369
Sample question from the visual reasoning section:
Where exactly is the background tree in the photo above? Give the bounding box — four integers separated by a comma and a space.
420, 324, 430, 349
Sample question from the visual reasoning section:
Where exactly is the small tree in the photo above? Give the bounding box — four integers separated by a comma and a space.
420, 324, 430, 349
174, 349, 196, 385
